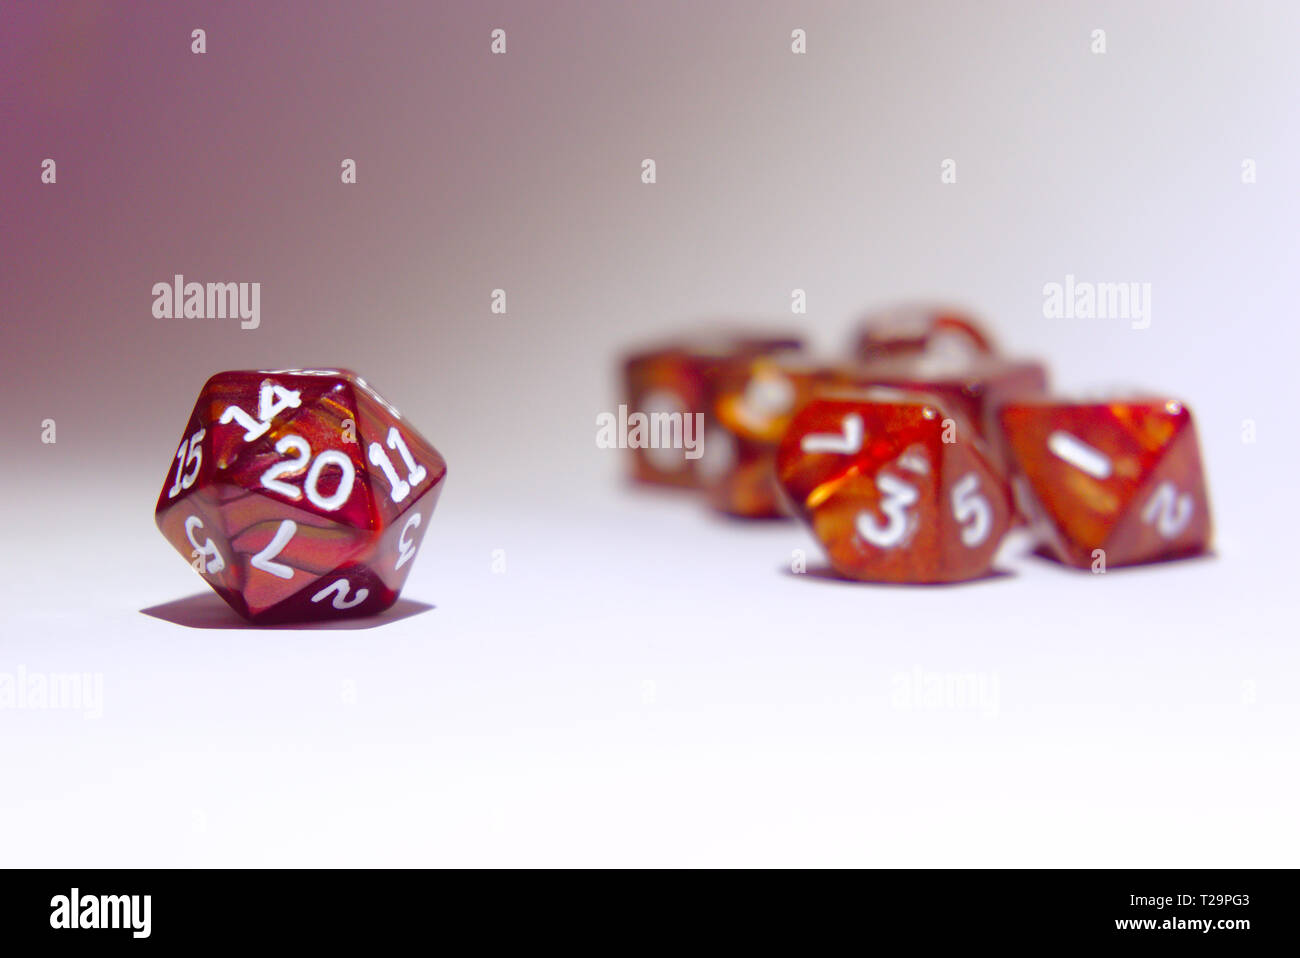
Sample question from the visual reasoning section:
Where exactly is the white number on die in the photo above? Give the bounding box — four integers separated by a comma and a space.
395, 512, 424, 571
257, 383, 302, 421
250, 519, 297, 579
259, 436, 356, 512
950, 472, 992, 547
1048, 430, 1112, 479
260, 435, 312, 499
304, 450, 356, 511
219, 382, 302, 442
741, 371, 795, 423
311, 578, 369, 610
167, 428, 205, 498
1142, 480, 1193, 538
800, 413, 864, 455
184, 515, 225, 574
856, 473, 918, 549
369, 427, 427, 505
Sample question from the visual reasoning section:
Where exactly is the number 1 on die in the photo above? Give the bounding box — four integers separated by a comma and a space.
369, 427, 427, 504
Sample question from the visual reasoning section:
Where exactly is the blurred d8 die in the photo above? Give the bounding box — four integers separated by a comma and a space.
776, 392, 1012, 583
621, 332, 802, 488
998, 397, 1211, 568
154, 369, 446, 623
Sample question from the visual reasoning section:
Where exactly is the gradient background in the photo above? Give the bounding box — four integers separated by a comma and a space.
2, 1, 1297, 866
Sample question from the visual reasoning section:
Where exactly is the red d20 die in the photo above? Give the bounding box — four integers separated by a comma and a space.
154, 369, 446, 623
998, 397, 1211, 569
621, 332, 802, 488
776, 393, 1012, 583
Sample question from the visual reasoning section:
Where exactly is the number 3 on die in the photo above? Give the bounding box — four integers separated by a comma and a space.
395, 512, 425, 571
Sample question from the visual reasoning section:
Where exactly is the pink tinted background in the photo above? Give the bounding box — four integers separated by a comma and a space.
4, 1, 1295, 520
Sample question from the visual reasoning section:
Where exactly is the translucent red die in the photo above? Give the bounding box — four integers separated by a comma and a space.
776, 392, 1012, 583
155, 369, 446, 622
998, 397, 1212, 569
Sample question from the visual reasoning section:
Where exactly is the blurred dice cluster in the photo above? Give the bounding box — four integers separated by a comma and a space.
620, 306, 1212, 583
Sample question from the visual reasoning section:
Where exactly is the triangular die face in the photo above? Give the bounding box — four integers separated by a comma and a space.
203, 373, 378, 533
350, 379, 447, 528
354, 479, 445, 595
209, 486, 375, 618
1103, 421, 1211, 566
938, 437, 1011, 581
1001, 401, 1182, 567
250, 559, 397, 624
155, 485, 248, 618
777, 399, 876, 512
